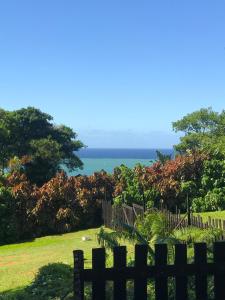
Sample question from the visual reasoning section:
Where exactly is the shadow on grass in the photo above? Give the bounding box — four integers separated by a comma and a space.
0, 263, 74, 300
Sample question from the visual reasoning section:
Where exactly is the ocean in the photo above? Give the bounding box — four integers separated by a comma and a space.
68, 148, 174, 176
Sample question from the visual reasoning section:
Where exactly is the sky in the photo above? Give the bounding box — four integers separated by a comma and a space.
0, 0, 225, 148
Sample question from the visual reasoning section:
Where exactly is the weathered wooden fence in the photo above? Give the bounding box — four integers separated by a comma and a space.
74, 242, 225, 300
102, 200, 225, 232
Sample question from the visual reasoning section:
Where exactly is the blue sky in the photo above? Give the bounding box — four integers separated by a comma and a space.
0, 0, 225, 148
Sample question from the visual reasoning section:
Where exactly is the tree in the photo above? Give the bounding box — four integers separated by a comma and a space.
0, 107, 84, 185
156, 150, 171, 164
172, 107, 222, 153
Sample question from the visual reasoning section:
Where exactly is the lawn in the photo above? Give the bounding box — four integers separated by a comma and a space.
0, 228, 102, 294
194, 210, 225, 222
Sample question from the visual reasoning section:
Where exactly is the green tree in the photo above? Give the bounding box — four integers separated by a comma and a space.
156, 150, 171, 164
172, 107, 222, 153
0, 107, 84, 185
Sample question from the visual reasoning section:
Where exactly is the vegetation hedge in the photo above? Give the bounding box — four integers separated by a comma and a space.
0, 170, 114, 244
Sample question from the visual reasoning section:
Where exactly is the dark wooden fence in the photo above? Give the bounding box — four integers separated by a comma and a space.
74, 242, 225, 300
102, 200, 225, 232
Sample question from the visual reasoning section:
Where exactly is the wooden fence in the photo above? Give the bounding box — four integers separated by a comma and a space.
74, 242, 225, 300
102, 200, 225, 232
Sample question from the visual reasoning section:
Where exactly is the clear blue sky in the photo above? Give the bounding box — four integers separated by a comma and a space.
0, 0, 225, 148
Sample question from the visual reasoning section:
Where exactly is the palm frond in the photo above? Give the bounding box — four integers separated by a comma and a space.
96, 227, 120, 251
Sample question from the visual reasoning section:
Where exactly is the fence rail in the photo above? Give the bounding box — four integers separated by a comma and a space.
74, 242, 225, 300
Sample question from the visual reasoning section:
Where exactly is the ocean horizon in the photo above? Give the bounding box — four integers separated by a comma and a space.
67, 148, 174, 176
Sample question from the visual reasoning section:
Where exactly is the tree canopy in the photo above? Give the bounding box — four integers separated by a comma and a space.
0, 107, 84, 185
172, 107, 225, 154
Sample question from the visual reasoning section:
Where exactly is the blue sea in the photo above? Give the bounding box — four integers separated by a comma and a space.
68, 148, 174, 176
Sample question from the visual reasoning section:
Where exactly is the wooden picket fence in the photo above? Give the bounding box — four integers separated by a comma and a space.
74, 242, 225, 300
102, 200, 225, 233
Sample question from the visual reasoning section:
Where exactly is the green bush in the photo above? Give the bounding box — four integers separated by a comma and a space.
192, 188, 225, 212
25, 263, 73, 300
0, 186, 18, 244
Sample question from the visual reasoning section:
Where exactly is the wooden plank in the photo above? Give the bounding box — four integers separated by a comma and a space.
132, 203, 144, 218
215, 219, 219, 229
208, 216, 212, 227
155, 243, 168, 300
197, 215, 201, 228
175, 243, 188, 300
113, 246, 127, 300
194, 243, 207, 300
92, 248, 106, 300
122, 206, 129, 225
223, 220, 225, 231
134, 244, 148, 300
214, 242, 225, 300
73, 250, 84, 300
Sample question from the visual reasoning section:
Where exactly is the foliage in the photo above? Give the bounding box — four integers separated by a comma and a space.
25, 263, 73, 300
0, 184, 18, 244
111, 109, 225, 212
142, 151, 207, 209
192, 189, 225, 212
0, 170, 114, 244
0, 263, 73, 300
172, 107, 221, 153
97, 211, 180, 262
173, 226, 223, 246
0, 107, 84, 185
156, 150, 171, 164
113, 164, 157, 208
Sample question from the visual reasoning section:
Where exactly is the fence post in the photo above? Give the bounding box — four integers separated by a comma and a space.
73, 250, 84, 300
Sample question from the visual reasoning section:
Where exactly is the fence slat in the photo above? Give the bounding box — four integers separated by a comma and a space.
175, 244, 188, 300
73, 250, 84, 300
134, 244, 148, 300
92, 248, 106, 300
214, 242, 225, 300
113, 246, 127, 300
194, 243, 207, 300
155, 244, 168, 300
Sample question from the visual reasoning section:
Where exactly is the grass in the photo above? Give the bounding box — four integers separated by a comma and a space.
0, 227, 135, 299
193, 210, 225, 222
0, 228, 102, 294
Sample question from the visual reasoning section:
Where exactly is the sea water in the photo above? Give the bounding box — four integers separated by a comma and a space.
68, 148, 173, 176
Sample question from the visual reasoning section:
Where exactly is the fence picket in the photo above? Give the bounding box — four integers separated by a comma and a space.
214, 242, 225, 300
113, 246, 127, 300
92, 248, 106, 300
134, 244, 148, 300
155, 244, 168, 300
73, 250, 84, 300
175, 243, 188, 300
194, 243, 207, 300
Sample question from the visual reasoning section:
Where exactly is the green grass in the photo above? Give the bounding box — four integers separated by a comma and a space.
193, 210, 225, 222
0, 228, 103, 293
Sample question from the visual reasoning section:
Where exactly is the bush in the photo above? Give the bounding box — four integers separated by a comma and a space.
0, 186, 18, 244
0, 170, 114, 244
192, 188, 225, 212
25, 263, 73, 300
